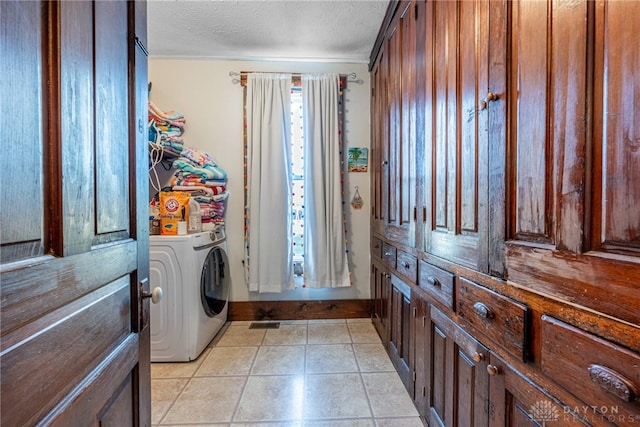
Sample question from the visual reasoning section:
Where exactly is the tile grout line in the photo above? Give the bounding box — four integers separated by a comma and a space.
230, 326, 265, 424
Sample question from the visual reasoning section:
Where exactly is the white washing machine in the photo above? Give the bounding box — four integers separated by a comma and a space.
149, 227, 229, 362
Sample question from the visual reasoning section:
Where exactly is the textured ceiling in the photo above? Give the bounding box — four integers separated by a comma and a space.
147, 0, 389, 62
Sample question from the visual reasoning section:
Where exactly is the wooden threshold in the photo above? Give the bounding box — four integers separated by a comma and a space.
228, 299, 372, 321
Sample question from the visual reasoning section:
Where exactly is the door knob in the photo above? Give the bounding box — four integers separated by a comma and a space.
140, 279, 163, 304
142, 287, 163, 304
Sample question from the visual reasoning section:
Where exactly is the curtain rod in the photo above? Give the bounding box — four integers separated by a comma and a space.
228, 71, 363, 86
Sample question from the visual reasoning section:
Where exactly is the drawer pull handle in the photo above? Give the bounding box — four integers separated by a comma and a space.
473, 302, 494, 319
588, 364, 639, 402
486, 365, 499, 376
403, 262, 411, 269
427, 276, 440, 287
384, 252, 392, 257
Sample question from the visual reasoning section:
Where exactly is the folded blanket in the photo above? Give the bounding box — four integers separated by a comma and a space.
193, 191, 229, 203
173, 158, 227, 180
149, 113, 185, 129
149, 100, 184, 121
180, 146, 218, 168
171, 185, 216, 197
170, 172, 227, 190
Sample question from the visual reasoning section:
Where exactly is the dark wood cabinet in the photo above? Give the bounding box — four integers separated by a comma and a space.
370, 0, 639, 425
389, 274, 412, 392
421, 0, 492, 274
371, 1, 420, 245
371, 259, 391, 343
427, 306, 490, 427
494, 0, 640, 326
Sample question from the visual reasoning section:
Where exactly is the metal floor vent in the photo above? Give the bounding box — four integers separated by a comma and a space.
249, 322, 280, 329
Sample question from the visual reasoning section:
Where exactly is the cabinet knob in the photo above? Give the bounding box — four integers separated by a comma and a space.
485, 92, 499, 103
427, 276, 440, 287
487, 365, 500, 376
382, 160, 389, 166
472, 352, 485, 363
473, 302, 494, 319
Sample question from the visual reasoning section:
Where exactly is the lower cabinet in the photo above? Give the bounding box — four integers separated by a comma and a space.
486, 352, 591, 427
427, 305, 490, 426
371, 260, 390, 343
388, 274, 412, 393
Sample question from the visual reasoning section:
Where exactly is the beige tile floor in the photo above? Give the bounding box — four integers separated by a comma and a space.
151, 318, 424, 427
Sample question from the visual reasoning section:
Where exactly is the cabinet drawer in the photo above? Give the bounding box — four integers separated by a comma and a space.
541, 316, 640, 421
371, 237, 383, 260
418, 261, 454, 310
457, 278, 530, 362
396, 249, 417, 283
382, 242, 397, 269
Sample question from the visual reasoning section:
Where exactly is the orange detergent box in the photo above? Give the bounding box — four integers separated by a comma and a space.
159, 191, 190, 235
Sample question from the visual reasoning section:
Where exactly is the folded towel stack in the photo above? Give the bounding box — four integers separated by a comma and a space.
170, 146, 229, 226
148, 100, 229, 227
148, 100, 186, 156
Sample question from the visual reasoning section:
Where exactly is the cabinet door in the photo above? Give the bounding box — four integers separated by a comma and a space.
371, 260, 391, 344
381, 1, 419, 246
389, 274, 412, 393
487, 353, 591, 427
422, 0, 491, 273
493, 0, 640, 326
411, 292, 429, 418
428, 306, 490, 427
371, 53, 386, 236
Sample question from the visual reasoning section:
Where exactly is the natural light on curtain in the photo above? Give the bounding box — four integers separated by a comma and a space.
302, 73, 351, 288
245, 73, 294, 293
244, 72, 350, 293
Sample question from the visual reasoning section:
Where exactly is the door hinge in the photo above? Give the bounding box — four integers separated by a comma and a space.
413, 371, 417, 382
413, 206, 417, 221
423, 206, 427, 223
413, 306, 417, 317
371, 87, 375, 97
415, 3, 418, 20
422, 316, 426, 327
422, 386, 426, 397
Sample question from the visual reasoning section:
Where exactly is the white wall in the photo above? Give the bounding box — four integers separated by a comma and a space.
148, 59, 371, 302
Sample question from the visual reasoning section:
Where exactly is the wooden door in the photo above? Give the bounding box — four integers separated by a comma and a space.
494, 0, 640, 327
422, 0, 492, 273
0, 1, 150, 425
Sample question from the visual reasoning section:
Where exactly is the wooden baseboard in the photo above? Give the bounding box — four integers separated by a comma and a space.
228, 299, 372, 321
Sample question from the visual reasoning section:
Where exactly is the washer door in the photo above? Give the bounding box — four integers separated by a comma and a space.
200, 246, 230, 316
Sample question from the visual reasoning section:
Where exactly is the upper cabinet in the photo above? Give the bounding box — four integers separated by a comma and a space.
494, 0, 640, 325
421, 0, 493, 274
371, 1, 421, 247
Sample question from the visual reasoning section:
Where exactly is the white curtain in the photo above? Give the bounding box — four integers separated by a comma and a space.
302, 73, 351, 288
245, 73, 294, 293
